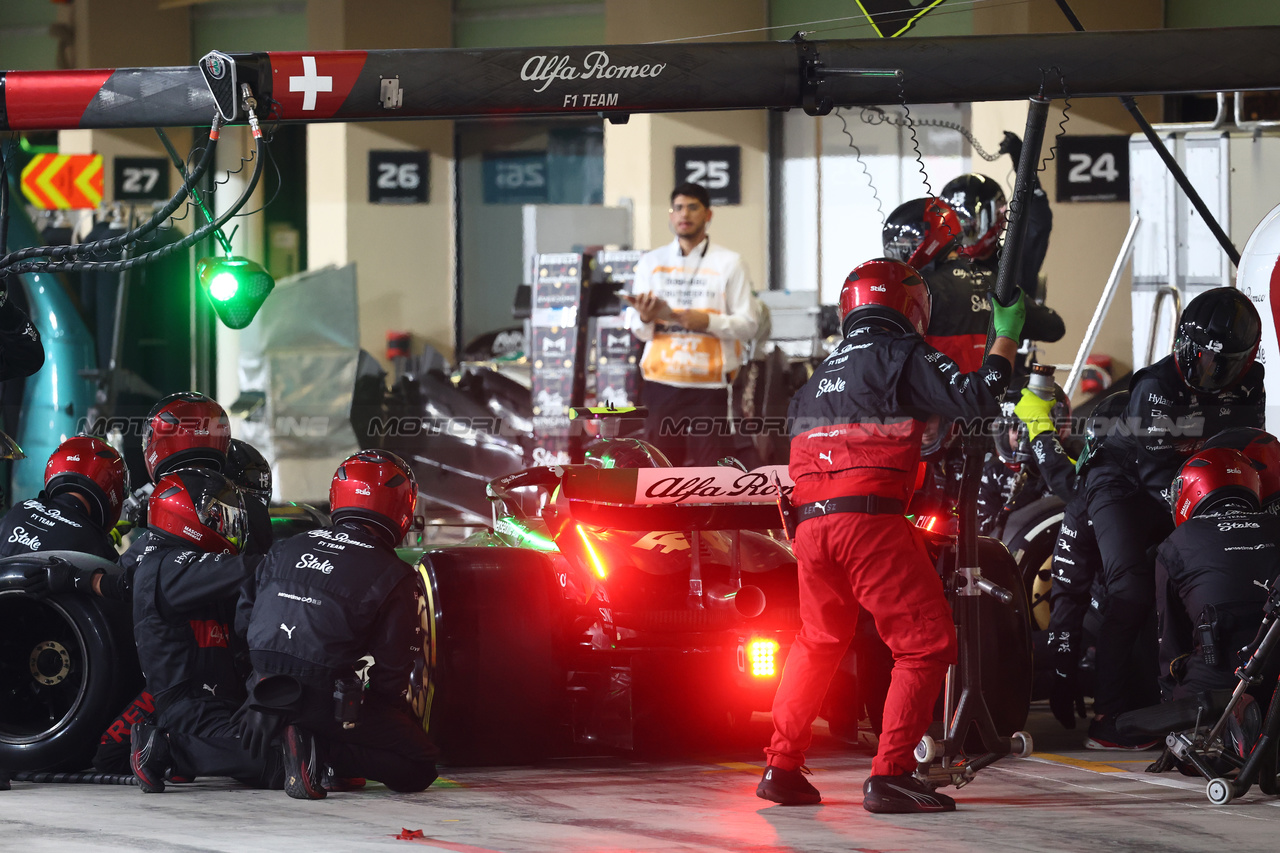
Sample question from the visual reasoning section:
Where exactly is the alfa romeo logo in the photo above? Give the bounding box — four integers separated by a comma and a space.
205, 56, 226, 80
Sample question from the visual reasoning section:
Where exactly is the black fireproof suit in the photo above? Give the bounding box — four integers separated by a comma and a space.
1155, 509, 1280, 704
240, 521, 437, 792
0, 494, 119, 561
0, 290, 46, 382
1084, 355, 1265, 716
128, 531, 271, 784
1027, 431, 1104, 669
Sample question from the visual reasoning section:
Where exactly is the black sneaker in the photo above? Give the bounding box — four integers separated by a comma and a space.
283, 725, 326, 800
862, 773, 955, 814
1085, 716, 1158, 751
130, 723, 170, 794
756, 765, 821, 805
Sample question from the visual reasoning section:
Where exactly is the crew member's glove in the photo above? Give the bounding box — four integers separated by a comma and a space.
23, 559, 103, 598
998, 130, 1023, 160
990, 290, 1026, 341
1047, 630, 1086, 729
232, 705, 286, 759
1014, 388, 1056, 442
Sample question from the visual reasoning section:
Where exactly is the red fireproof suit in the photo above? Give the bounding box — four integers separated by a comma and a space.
768, 321, 1010, 777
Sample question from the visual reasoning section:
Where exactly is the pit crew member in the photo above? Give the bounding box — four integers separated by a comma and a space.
883, 195, 1064, 373
1015, 390, 1127, 731
1156, 448, 1280, 704
757, 258, 1024, 813
127, 468, 273, 793
238, 450, 437, 799
0, 275, 46, 381
1082, 287, 1264, 748
626, 182, 759, 466
0, 436, 125, 568
225, 438, 274, 555
114, 391, 232, 582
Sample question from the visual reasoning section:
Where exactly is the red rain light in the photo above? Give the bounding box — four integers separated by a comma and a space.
747, 638, 779, 678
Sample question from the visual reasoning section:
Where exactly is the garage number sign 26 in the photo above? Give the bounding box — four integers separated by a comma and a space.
368, 150, 430, 204
675, 146, 741, 206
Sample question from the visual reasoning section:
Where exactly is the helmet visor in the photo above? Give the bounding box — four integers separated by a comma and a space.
204, 495, 247, 551
1178, 342, 1254, 393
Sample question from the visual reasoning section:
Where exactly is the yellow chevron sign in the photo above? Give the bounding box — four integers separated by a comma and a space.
20, 153, 104, 209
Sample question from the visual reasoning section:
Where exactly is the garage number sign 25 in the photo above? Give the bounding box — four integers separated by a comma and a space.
675, 146, 741, 206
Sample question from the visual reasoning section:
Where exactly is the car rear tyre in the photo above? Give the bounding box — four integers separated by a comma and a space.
418, 547, 563, 766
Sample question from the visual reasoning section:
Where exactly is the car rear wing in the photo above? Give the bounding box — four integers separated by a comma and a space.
558, 465, 794, 531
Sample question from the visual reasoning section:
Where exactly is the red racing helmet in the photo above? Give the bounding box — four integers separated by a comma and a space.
330, 450, 418, 543
882, 197, 963, 270
1168, 447, 1261, 526
1203, 427, 1280, 507
143, 392, 231, 481
941, 174, 1007, 261
838, 259, 931, 337
149, 468, 246, 554
45, 436, 127, 528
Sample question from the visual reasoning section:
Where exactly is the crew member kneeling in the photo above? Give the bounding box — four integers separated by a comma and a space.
1156, 448, 1280, 705
240, 450, 437, 799
129, 469, 270, 793
758, 259, 1022, 813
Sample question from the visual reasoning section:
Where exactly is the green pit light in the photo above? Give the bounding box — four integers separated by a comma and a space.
209, 272, 240, 302
196, 255, 275, 330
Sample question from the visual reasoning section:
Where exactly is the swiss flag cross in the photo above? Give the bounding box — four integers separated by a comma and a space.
270, 52, 367, 120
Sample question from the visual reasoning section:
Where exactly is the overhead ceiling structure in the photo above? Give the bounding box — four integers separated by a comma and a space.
2, 27, 1280, 131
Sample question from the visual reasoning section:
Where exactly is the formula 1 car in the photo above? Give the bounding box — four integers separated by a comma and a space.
409, 414, 1034, 766
410, 438, 803, 765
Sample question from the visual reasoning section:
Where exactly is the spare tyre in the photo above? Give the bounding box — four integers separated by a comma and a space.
0, 556, 141, 772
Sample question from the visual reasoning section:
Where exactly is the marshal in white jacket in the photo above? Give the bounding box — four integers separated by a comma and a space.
625, 237, 759, 389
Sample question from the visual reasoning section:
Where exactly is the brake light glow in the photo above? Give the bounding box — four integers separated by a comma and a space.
576, 524, 608, 579
747, 638, 779, 678
922, 515, 940, 532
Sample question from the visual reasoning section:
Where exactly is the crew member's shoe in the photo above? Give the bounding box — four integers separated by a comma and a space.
756, 765, 821, 805
1085, 716, 1158, 750
283, 725, 326, 800
322, 766, 366, 792
862, 773, 955, 814
130, 723, 171, 794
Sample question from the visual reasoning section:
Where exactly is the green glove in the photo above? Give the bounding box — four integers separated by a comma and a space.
991, 290, 1026, 341
1014, 387, 1056, 441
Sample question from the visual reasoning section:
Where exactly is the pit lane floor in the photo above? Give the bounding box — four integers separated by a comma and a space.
4, 706, 1277, 853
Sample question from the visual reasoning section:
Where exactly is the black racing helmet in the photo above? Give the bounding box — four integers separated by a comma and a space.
882, 198, 963, 270
225, 439, 272, 502
1174, 287, 1261, 393
940, 174, 1007, 260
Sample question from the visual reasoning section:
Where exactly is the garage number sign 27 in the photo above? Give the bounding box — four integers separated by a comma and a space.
675, 146, 741, 206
